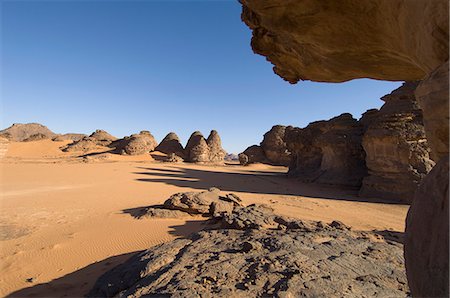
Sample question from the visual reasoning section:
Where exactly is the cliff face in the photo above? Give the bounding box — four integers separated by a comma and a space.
360, 82, 434, 202
285, 114, 366, 187
240, 1, 449, 296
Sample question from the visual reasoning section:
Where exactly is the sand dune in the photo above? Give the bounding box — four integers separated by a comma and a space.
0, 141, 408, 296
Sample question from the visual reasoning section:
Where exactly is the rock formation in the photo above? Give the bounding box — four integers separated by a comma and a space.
239, 126, 290, 166
240, 0, 448, 295
238, 145, 266, 165
0, 123, 56, 141
285, 113, 366, 187
260, 125, 290, 166
62, 137, 108, 153
360, 82, 434, 202
185, 130, 226, 163
52, 133, 86, 142
224, 153, 239, 161
88, 203, 407, 297
88, 129, 117, 146
206, 130, 226, 163
155, 132, 185, 158
22, 133, 50, 142
110, 131, 157, 156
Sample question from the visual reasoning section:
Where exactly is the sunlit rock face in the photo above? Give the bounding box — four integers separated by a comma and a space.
240, 1, 448, 296
360, 82, 434, 203
285, 113, 366, 187
260, 125, 291, 166
240, 0, 448, 83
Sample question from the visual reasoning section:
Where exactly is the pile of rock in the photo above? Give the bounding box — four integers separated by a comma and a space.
88, 190, 408, 297
110, 131, 158, 156
62, 129, 117, 153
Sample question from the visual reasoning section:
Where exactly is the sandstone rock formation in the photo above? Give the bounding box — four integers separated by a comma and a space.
163, 188, 242, 216
285, 113, 366, 187
110, 131, 157, 155
61, 137, 108, 153
52, 133, 86, 142
164, 153, 184, 163
260, 125, 290, 166
88, 204, 407, 297
238, 145, 266, 165
155, 132, 185, 158
185, 130, 226, 163
22, 133, 50, 142
240, 1, 448, 295
206, 130, 226, 163
0, 123, 56, 141
88, 129, 117, 146
224, 153, 239, 161
360, 82, 434, 202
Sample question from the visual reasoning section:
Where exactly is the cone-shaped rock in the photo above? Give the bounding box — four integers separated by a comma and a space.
206, 130, 226, 163
89, 130, 117, 146
185, 131, 209, 163
155, 132, 185, 158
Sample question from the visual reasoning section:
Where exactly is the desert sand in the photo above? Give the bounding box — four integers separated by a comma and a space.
0, 140, 409, 297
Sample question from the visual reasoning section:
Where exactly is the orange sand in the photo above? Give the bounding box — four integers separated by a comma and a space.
0, 140, 409, 297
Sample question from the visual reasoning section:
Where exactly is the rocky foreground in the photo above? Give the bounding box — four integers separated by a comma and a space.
88, 190, 408, 297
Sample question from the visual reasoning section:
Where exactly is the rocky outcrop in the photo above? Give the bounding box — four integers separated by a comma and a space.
155, 132, 185, 158
52, 133, 86, 142
260, 125, 290, 166
224, 153, 239, 161
240, 1, 448, 295
22, 133, 50, 142
89, 130, 117, 146
110, 131, 157, 155
238, 145, 266, 165
62, 137, 108, 153
206, 130, 226, 163
185, 130, 226, 163
285, 114, 366, 187
88, 204, 407, 297
0, 123, 56, 141
360, 82, 434, 202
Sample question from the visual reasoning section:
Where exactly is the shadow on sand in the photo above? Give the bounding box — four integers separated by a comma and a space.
132, 166, 406, 205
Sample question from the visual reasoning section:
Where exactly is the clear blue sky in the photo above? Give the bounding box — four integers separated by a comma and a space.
1, 0, 401, 153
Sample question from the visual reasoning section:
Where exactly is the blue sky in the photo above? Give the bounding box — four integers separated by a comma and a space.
1, 1, 401, 153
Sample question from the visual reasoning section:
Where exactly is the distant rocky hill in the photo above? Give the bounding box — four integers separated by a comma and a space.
0, 123, 56, 141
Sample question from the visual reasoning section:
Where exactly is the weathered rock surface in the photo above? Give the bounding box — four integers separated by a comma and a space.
185, 131, 210, 163
52, 133, 86, 142
285, 113, 366, 187
163, 188, 241, 216
240, 0, 448, 83
206, 130, 226, 163
405, 157, 449, 297
260, 125, 290, 166
224, 153, 239, 161
155, 132, 185, 159
164, 153, 184, 163
0, 123, 56, 141
22, 133, 50, 142
62, 137, 109, 153
88, 205, 408, 298
139, 207, 192, 219
240, 1, 449, 296
238, 145, 266, 165
89, 130, 117, 146
360, 82, 434, 202
110, 131, 157, 155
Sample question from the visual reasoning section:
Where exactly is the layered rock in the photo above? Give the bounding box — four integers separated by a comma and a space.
110, 131, 157, 155
285, 113, 366, 187
360, 82, 434, 202
155, 132, 185, 158
185, 130, 226, 163
63, 129, 117, 153
22, 133, 50, 142
52, 133, 86, 142
260, 125, 290, 166
0, 123, 56, 141
238, 145, 266, 165
88, 204, 407, 297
